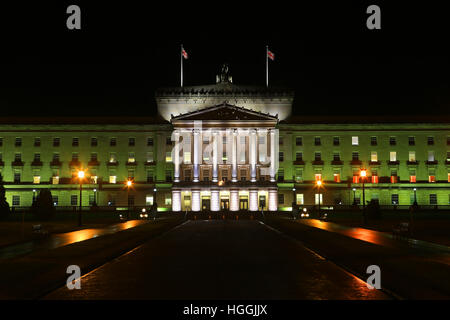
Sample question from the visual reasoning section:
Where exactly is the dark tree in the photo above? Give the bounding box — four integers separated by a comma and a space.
0, 173, 11, 219
31, 189, 56, 221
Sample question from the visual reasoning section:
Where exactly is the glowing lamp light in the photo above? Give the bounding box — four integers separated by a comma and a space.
78, 171, 85, 179
126, 180, 133, 187
316, 180, 322, 187
360, 169, 367, 177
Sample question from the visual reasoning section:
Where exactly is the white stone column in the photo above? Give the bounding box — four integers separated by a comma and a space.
192, 189, 200, 211
211, 189, 220, 211
230, 189, 239, 211
270, 129, 276, 182
173, 130, 180, 182
193, 130, 200, 182
172, 189, 181, 212
250, 129, 257, 182
268, 188, 278, 211
212, 131, 218, 182
232, 130, 238, 182
249, 189, 258, 211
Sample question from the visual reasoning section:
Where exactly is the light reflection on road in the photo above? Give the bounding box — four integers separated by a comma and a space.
0, 220, 148, 260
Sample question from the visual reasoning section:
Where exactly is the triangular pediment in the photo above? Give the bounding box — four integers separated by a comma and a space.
170, 102, 278, 122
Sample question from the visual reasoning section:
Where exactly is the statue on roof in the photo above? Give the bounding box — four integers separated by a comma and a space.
216, 63, 233, 84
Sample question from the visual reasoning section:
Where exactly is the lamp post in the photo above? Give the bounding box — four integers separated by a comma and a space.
292, 187, 296, 218
77, 170, 85, 226
352, 188, 356, 205
32, 189, 37, 204
93, 188, 97, 206
413, 187, 417, 205
316, 180, 322, 218
126, 180, 133, 221
360, 169, 367, 224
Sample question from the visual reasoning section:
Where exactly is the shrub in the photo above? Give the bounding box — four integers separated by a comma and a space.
31, 189, 56, 221
366, 199, 382, 220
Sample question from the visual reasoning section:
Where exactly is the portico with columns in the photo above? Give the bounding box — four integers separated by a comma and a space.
170, 103, 279, 212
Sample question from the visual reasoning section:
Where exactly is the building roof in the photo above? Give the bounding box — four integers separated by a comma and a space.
281, 114, 450, 124
170, 102, 279, 121
155, 82, 294, 97
0, 115, 170, 125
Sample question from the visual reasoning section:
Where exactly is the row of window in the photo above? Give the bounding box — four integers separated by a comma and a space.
281, 193, 448, 205
291, 136, 450, 146
283, 150, 450, 162
0, 137, 164, 147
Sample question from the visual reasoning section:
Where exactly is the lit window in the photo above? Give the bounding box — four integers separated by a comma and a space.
109, 175, 117, 184
91, 176, 98, 184
372, 176, 379, 184
429, 175, 436, 183
222, 152, 227, 162
410, 175, 416, 183
184, 151, 191, 163
165, 194, 172, 205
428, 151, 435, 162
296, 194, 304, 205
146, 195, 154, 206
109, 153, 117, 163
409, 151, 416, 162
203, 151, 210, 161
128, 152, 135, 163
33, 176, 40, 184
52, 176, 59, 185
390, 151, 397, 162
371, 151, 378, 162
448, 173, 450, 183
165, 152, 172, 162
314, 194, 323, 205
334, 173, 340, 183
353, 175, 360, 183
146, 152, 154, 163
352, 136, 359, 145
315, 173, 322, 181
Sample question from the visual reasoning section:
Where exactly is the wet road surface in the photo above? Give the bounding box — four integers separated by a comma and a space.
0, 220, 148, 260
45, 220, 389, 299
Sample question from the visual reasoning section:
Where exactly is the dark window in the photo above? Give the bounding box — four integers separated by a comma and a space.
314, 152, 321, 161
15, 137, 22, 147
370, 136, 377, 146
165, 171, 172, 182
34, 138, 41, 147
129, 137, 135, 146
72, 153, 78, 161
296, 152, 303, 161
110, 138, 117, 146
391, 194, 399, 205
429, 194, 437, 205
71, 195, 78, 206
333, 153, 340, 161
278, 194, 284, 204
279, 152, 284, 162
427, 136, 434, 145
295, 137, 303, 146
147, 171, 154, 183
34, 153, 40, 161
72, 137, 79, 146
314, 137, 321, 146
352, 152, 359, 161
0, 137, 3, 146
14, 173, 20, 183
90, 153, 97, 161
91, 137, 98, 147
277, 171, 284, 182
15, 153, 21, 161
147, 138, 153, 146
447, 136, 450, 145
53, 153, 60, 161
53, 137, 60, 147
333, 137, 340, 146
408, 136, 415, 146
389, 137, 396, 146
279, 137, 284, 145
12, 195, 20, 206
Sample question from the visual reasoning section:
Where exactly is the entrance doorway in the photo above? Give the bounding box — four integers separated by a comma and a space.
259, 195, 266, 210
220, 198, 229, 210
240, 197, 248, 210
201, 197, 210, 211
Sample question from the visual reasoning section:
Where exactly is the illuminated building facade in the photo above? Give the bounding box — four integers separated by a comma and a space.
0, 68, 449, 211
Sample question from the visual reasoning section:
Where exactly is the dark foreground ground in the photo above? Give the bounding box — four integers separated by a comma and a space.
44, 220, 388, 300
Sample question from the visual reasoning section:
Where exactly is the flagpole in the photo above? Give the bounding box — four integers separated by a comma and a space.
266, 45, 268, 88
181, 44, 183, 87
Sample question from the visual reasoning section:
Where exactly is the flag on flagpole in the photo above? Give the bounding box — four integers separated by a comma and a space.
267, 49, 275, 61
182, 47, 188, 59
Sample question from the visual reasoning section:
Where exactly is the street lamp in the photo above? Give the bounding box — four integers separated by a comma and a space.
292, 187, 296, 218
360, 169, 367, 224
352, 188, 357, 205
77, 170, 85, 226
126, 180, 133, 220
413, 187, 417, 205
316, 180, 323, 218
32, 189, 37, 204
93, 188, 97, 206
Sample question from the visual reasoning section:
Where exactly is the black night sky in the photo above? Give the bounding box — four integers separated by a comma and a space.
1, 2, 450, 118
